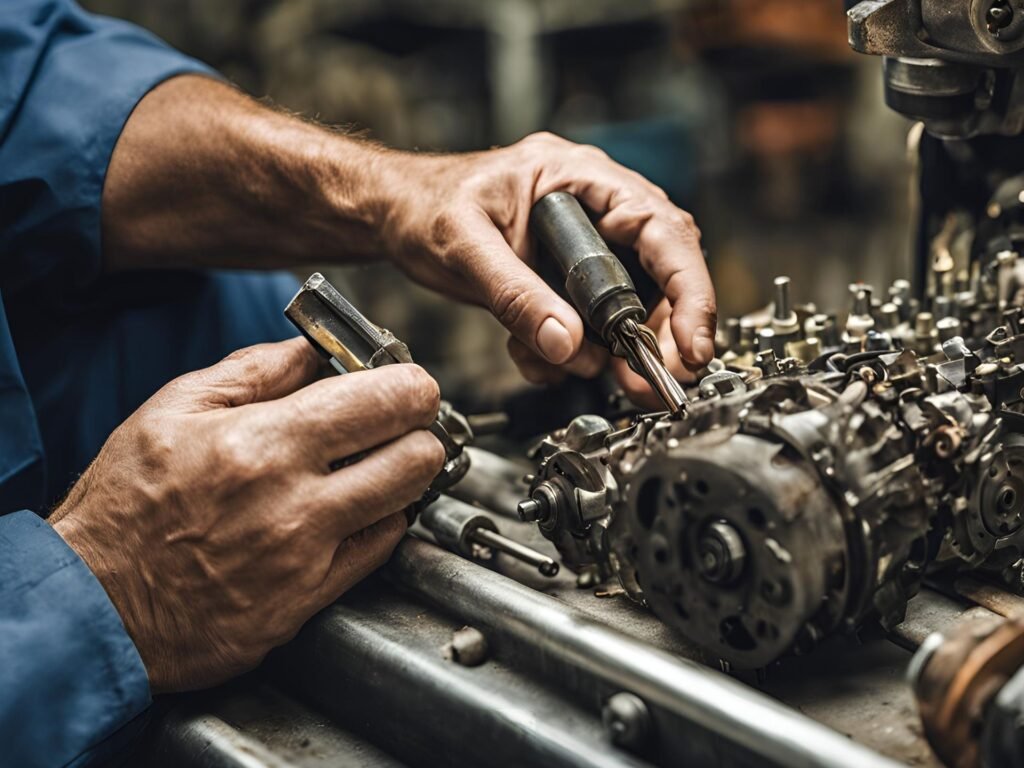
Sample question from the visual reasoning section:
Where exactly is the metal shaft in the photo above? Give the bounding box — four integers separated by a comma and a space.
390, 537, 902, 768
469, 527, 560, 577
774, 276, 792, 322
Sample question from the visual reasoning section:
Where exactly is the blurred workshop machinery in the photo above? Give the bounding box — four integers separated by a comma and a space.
102, 1, 1024, 767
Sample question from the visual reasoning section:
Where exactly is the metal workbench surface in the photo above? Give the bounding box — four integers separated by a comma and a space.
132, 517, 1003, 768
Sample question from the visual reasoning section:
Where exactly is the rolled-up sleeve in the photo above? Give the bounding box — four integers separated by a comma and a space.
0, 2, 218, 765
0, 511, 150, 768
0, 0, 216, 296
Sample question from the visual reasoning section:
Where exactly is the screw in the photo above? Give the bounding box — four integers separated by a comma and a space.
602, 692, 651, 750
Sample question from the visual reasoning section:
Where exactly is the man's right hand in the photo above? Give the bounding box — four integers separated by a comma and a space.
50, 337, 444, 693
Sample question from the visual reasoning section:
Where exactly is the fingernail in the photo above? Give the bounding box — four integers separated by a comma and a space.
536, 317, 574, 364
692, 328, 715, 364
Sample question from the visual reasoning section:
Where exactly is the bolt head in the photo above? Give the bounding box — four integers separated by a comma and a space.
601, 692, 651, 749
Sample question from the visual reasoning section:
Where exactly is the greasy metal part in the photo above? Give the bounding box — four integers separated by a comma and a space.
419, 496, 558, 577
521, 248, 1024, 671
145, 712, 298, 768
601, 693, 651, 751
447, 446, 530, 520
849, 1, 1024, 137
389, 537, 902, 768
531, 192, 686, 415
912, 612, 1024, 768
955, 575, 1024, 615
469, 526, 560, 577
285, 274, 471, 499
276, 574, 647, 768
447, 626, 489, 667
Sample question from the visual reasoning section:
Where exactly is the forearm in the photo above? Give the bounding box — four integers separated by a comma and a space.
102, 75, 397, 272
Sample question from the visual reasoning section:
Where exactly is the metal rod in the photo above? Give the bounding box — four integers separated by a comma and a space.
469, 527, 559, 577
774, 276, 791, 321
389, 537, 902, 768
954, 576, 1024, 618
149, 713, 295, 768
278, 593, 646, 768
447, 447, 531, 519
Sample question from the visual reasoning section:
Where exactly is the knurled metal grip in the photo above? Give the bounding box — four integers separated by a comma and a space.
530, 192, 646, 342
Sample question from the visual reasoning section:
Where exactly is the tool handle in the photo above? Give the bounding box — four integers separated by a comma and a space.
530, 192, 615, 275
530, 192, 644, 341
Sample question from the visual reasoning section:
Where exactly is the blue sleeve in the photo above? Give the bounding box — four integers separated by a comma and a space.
0, 511, 150, 768
0, 0, 217, 298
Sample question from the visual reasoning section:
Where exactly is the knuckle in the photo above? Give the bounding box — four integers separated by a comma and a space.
390, 365, 441, 419
666, 207, 696, 232
695, 295, 719, 325
574, 143, 610, 162
214, 424, 261, 477
521, 130, 561, 147
134, 420, 177, 473
419, 431, 448, 477
491, 280, 534, 332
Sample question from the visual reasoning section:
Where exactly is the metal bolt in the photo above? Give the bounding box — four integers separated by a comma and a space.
774, 276, 792, 321
697, 520, 747, 586
448, 626, 488, 667
602, 692, 651, 750
937, 317, 962, 343
517, 498, 543, 522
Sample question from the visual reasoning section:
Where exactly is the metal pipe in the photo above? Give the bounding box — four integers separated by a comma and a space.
278, 595, 646, 768
389, 537, 902, 768
147, 713, 295, 768
954, 576, 1024, 617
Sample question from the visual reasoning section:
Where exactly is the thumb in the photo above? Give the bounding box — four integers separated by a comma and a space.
456, 211, 585, 364
165, 337, 323, 410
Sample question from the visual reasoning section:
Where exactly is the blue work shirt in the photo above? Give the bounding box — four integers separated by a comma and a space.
1, 2, 300, 765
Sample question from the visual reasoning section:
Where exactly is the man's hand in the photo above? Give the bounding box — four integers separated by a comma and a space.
50, 338, 444, 692
380, 133, 716, 403
103, 77, 714, 403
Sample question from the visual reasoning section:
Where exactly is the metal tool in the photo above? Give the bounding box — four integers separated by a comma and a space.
420, 496, 559, 578
285, 273, 472, 497
530, 192, 688, 415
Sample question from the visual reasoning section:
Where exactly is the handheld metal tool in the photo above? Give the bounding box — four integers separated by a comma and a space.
285, 273, 472, 497
530, 192, 688, 415
286, 273, 559, 576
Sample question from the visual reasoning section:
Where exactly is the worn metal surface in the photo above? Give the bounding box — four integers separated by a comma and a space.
386, 536, 903, 768
140, 683, 402, 768
143, 535, 1024, 767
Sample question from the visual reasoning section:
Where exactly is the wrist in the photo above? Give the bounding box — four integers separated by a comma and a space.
314, 136, 411, 264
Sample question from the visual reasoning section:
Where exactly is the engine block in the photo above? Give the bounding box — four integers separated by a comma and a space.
520, 260, 1024, 668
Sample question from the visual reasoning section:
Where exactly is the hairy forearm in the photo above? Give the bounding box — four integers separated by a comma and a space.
102, 75, 397, 271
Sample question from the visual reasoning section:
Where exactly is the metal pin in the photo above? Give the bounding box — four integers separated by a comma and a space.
468, 527, 560, 577
774, 277, 792, 321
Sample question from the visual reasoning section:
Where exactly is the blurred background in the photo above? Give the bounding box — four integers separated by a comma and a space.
82, 0, 914, 409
